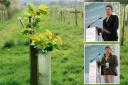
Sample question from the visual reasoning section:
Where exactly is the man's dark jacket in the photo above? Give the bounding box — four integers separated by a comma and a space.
102, 15, 119, 41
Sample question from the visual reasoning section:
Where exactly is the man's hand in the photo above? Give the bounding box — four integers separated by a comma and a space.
103, 29, 111, 34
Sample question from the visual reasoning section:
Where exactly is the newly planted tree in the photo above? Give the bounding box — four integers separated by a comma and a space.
18, 3, 62, 85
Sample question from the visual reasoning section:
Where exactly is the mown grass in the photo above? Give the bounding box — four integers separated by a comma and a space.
0, 46, 29, 85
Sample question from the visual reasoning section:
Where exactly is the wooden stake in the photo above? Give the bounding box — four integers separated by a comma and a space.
29, 17, 38, 85
60, 10, 65, 22
70, 8, 81, 26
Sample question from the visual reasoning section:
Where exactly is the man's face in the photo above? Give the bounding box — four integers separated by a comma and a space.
105, 48, 111, 55
106, 7, 112, 16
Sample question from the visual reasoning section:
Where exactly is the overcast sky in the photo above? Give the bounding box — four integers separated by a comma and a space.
20, 0, 84, 2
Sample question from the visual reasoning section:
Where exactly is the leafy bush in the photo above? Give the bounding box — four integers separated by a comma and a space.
2, 40, 15, 49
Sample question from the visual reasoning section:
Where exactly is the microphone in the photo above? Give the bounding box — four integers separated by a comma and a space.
90, 53, 101, 62
99, 17, 102, 19
87, 17, 102, 28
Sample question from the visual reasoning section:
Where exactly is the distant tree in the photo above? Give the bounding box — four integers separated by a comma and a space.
119, 0, 128, 46
92, 0, 121, 1
0, 0, 11, 19
0, 0, 11, 8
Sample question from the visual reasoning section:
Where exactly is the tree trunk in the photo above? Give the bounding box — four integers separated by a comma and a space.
121, 5, 126, 46
127, 6, 128, 25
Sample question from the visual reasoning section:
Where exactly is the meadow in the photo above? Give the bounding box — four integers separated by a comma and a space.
0, 6, 84, 85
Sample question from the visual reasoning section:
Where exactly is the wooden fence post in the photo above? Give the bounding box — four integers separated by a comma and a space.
60, 10, 65, 22
70, 8, 81, 26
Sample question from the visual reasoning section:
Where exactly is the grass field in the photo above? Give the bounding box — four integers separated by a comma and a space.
0, 5, 128, 85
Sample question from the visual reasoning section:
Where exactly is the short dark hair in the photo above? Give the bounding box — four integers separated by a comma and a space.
105, 46, 111, 49
106, 4, 113, 11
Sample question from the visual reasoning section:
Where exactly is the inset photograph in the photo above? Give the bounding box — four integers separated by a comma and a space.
84, 2, 120, 42
84, 44, 120, 84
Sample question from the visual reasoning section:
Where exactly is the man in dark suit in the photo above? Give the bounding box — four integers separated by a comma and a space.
101, 46, 118, 83
102, 4, 119, 41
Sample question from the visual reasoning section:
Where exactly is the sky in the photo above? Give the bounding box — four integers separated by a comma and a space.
20, 0, 84, 3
